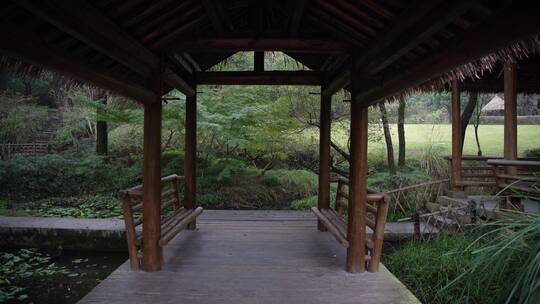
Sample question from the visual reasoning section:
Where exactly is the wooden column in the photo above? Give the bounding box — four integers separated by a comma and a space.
317, 87, 331, 231
346, 72, 368, 273
184, 89, 197, 229
451, 79, 462, 190
141, 70, 163, 271
254, 51, 264, 72
504, 62, 518, 175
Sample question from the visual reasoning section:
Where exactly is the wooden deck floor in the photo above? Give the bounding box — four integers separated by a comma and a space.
79, 210, 420, 304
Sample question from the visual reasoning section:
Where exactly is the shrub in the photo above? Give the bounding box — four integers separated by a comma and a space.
386, 236, 496, 304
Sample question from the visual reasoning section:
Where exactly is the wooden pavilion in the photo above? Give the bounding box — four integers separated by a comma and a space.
1, 0, 540, 281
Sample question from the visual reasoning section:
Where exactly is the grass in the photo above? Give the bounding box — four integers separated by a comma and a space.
385, 235, 497, 304
300, 124, 540, 158
381, 124, 540, 157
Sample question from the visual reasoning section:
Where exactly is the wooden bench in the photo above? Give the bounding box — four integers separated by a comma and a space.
487, 159, 540, 209
118, 174, 203, 270
311, 176, 389, 272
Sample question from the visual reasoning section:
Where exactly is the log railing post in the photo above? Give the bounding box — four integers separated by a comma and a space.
184, 89, 197, 230
347, 67, 368, 273
504, 62, 518, 176
451, 79, 462, 191
141, 79, 163, 271
318, 86, 331, 231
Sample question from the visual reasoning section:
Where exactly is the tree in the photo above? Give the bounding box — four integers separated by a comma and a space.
460, 91, 478, 153
397, 96, 406, 167
95, 92, 108, 155
379, 102, 396, 175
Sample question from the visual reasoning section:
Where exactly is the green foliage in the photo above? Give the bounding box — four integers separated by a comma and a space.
35, 194, 122, 218
290, 195, 318, 210
443, 214, 540, 304
0, 93, 53, 145
0, 154, 139, 201
524, 148, 540, 158
0, 249, 70, 303
386, 236, 496, 304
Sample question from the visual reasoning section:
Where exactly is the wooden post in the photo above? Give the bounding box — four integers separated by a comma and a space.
451, 79, 462, 191
318, 87, 331, 231
254, 51, 264, 72
141, 89, 163, 271
347, 70, 368, 273
504, 62, 518, 175
184, 89, 197, 229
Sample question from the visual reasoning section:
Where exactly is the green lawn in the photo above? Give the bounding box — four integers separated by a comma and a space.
378, 124, 540, 157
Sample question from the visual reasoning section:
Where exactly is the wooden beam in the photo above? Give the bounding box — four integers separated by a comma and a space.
14, 0, 195, 97
196, 71, 321, 86
322, 1, 444, 96
504, 62, 518, 175
183, 53, 202, 72
164, 68, 196, 96
184, 91, 197, 229
355, 2, 540, 105
347, 66, 367, 273
172, 38, 351, 53
289, 0, 306, 36
15, 0, 157, 77
451, 80, 462, 191
142, 67, 163, 271
317, 86, 331, 231
254, 52, 264, 72
362, 0, 474, 76
0, 24, 156, 104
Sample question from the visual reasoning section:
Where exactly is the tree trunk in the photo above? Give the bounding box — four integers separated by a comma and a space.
96, 94, 108, 155
397, 96, 406, 167
474, 124, 482, 156
379, 103, 396, 175
460, 91, 478, 153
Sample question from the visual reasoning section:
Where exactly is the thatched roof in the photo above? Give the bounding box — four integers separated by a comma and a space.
481, 96, 505, 112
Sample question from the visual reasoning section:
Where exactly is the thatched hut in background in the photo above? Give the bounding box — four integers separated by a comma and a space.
481, 95, 505, 116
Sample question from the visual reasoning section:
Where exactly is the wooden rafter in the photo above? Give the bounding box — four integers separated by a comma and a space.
289, 0, 306, 36
355, 2, 540, 105
323, 0, 467, 96
196, 71, 321, 86
201, 0, 224, 34
0, 23, 156, 104
14, 0, 195, 97
172, 38, 351, 53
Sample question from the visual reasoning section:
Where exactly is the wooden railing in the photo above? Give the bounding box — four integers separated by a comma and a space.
1, 142, 49, 158
384, 179, 449, 217
118, 174, 203, 270
488, 159, 540, 208
312, 176, 389, 272
447, 156, 540, 190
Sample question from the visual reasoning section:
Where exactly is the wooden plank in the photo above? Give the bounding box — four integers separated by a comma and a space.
159, 207, 203, 246
0, 24, 156, 104
451, 80, 462, 190
141, 83, 163, 272
311, 207, 349, 247
171, 38, 352, 53
355, 2, 540, 105
504, 62, 518, 175
79, 212, 420, 304
347, 65, 367, 273
196, 71, 321, 86
317, 88, 331, 230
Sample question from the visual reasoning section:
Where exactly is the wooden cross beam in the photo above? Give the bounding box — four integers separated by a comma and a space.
172, 38, 352, 54
15, 0, 195, 97
196, 71, 322, 86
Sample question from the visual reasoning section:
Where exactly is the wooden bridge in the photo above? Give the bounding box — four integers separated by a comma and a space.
79, 210, 420, 304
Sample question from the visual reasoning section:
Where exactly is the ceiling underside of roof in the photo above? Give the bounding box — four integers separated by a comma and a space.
0, 0, 539, 103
